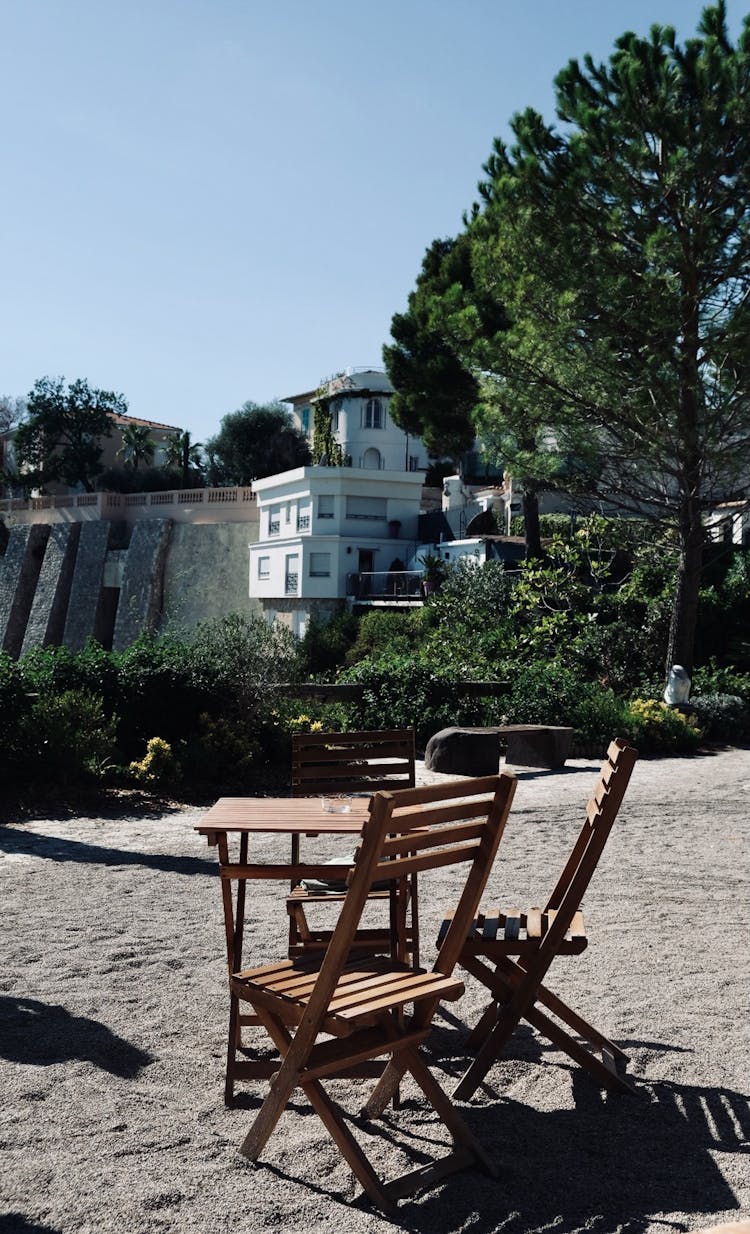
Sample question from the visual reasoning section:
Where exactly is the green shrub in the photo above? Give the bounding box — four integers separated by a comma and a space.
341, 655, 488, 745
344, 610, 423, 667
300, 610, 359, 676
20, 689, 118, 785
688, 693, 750, 743
114, 633, 208, 757
502, 662, 630, 746
692, 658, 750, 700
188, 613, 300, 707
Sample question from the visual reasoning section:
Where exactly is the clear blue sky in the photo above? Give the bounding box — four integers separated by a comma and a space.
1, 0, 744, 441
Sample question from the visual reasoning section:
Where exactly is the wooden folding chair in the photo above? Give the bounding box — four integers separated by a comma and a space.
446, 738, 638, 1101
230, 772, 518, 1214
286, 728, 418, 962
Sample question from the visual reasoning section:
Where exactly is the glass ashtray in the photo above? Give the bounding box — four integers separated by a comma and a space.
321, 794, 353, 813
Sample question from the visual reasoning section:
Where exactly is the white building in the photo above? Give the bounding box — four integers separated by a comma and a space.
284, 369, 431, 475
249, 465, 425, 636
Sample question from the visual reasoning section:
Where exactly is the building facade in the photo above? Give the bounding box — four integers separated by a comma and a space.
249, 466, 425, 636
283, 369, 431, 475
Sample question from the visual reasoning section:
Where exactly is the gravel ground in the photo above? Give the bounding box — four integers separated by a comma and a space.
1, 748, 749, 1234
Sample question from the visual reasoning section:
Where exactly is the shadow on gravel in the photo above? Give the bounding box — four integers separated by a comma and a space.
0, 789, 205, 826
255, 1061, 748, 1233
0, 1218, 63, 1234
0, 995, 153, 1077
0, 829, 215, 877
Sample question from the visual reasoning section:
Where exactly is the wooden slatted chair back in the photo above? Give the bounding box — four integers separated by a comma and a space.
362, 774, 518, 974
291, 728, 416, 797
539, 737, 637, 956
298, 772, 517, 1039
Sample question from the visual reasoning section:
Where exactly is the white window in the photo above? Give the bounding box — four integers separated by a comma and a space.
269, 505, 281, 535
332, 399, 342, 431
409, 455, 420, 471
300, 407, 310, 433
364, 398, 383, 429
362, 448, 381, 470
346, 495, 387, 521
310, 552, 331, 577
285, 503, 292, 524
318, 495, 335, 519
285, 554, 299, 595
258, 556, 270, 579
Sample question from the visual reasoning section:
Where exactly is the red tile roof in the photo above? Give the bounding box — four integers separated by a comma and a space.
109, 413, 182, 432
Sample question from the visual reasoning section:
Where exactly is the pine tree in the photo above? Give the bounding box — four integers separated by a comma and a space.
411, 2, 750, 673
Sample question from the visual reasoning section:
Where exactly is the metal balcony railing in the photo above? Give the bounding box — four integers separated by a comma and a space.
346, 571, 423, 600
285, 572, 299, 594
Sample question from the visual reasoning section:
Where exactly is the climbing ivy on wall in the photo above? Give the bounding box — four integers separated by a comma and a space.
312, 375, 348, 467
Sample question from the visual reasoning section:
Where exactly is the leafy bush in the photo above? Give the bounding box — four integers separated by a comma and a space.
20, 689, 119, 785
692, 658, 750, 700
502, 662, 630, 746
188, 613, 300, 708
114, 633, 209, 757
624, 699, 701, 754
344, 609, 423, 667
300, 610, 358, 676
688, 693, 750, 743
341, 655, 488, 745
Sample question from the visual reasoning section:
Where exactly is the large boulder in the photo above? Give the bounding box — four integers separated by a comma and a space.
424, 727, 501, 777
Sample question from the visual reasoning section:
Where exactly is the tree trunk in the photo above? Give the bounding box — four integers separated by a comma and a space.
665, 498, 703, 678
666, 272, 703, 680
522, 487, 544, 559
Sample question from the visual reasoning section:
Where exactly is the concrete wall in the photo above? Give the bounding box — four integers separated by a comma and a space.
63, 522, 112, 652
160, 522, 261, 634
0, 524, 51, 657
112, 520, 173, 651
21, 523, 82, 654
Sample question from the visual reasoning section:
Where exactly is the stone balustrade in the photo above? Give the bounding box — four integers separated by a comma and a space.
0, 485, 258, 526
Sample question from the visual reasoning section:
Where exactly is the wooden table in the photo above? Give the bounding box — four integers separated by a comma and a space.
196, 795, 371, 974
196, 796, 375, 1095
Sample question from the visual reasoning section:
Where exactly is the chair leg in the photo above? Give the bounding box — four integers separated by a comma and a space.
466, 995, 501, 1048
225, 992, 240, 1106
405, 1047, 497, 1178
361, 1056, 409, 1120
455, 952, 635, 1100
533, 983, 630, 1063
525, 1003, 635, 1093
302, 1078, 397, 1215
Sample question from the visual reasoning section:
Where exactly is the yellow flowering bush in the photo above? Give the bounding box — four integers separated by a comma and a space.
285, 713, 324, 734
625, 698, 701, 753
129, 737, 181, 785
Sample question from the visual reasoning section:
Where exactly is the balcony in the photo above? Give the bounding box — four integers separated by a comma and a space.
269, 519, 281, 535
297, 514, 311, 532
346, 571, 424, 604
285, 572, 299, 595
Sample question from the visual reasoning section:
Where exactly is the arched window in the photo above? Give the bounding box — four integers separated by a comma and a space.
364, 398, 383, 429
362, 447, 381, 470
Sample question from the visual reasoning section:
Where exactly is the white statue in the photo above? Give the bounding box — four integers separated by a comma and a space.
664, 664, 691, 706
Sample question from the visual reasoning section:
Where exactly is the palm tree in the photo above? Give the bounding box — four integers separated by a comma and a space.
117, 423, 155, 471
164, 430, 204, 488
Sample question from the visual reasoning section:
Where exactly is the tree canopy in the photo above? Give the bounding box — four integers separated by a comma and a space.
0, 395, 25, 436
390, 1, 750, 673
117, 422, 155, 471
164, 430, 204, 488
14, 377, 126, 493
206, 402, 311, 485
